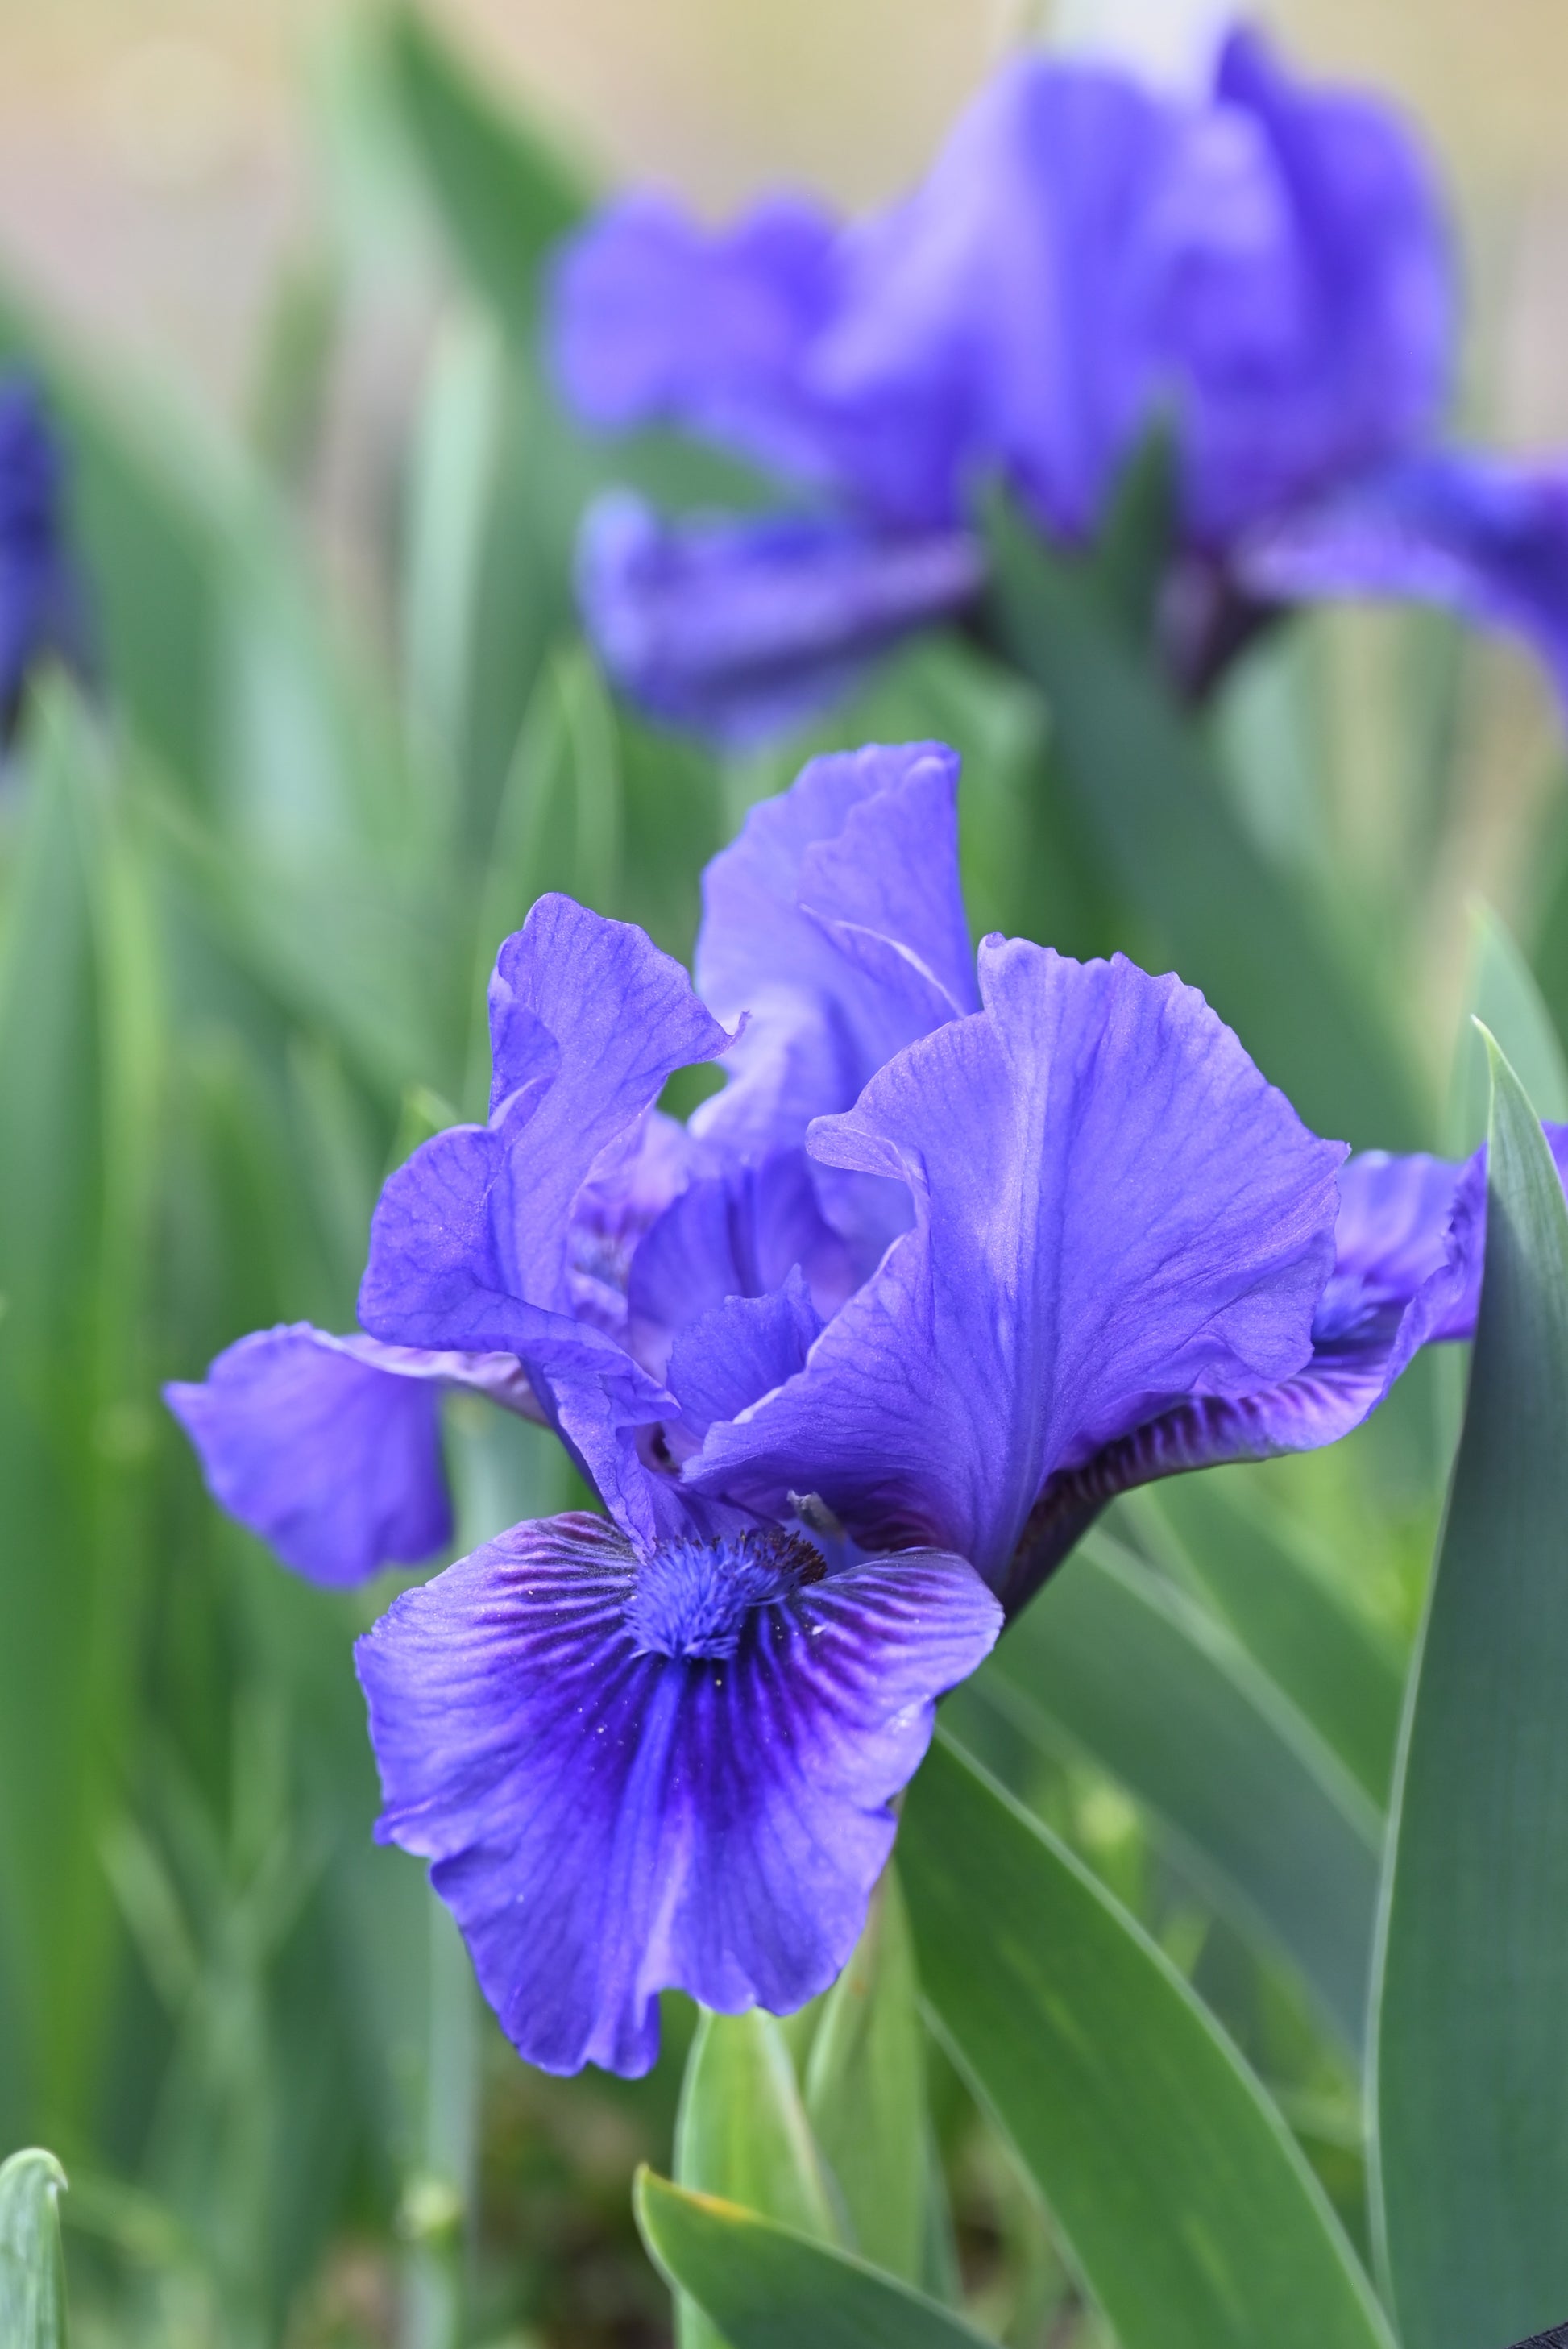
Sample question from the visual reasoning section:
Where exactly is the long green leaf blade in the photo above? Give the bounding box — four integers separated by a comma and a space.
675, 2009, 840, 2349
384, 5, 589, 334
0, 698, 160, 2143
985, 496, 1428, 1151
1373, 1036, 1568, 2347
635, 2171, 989, 2349
1450, 900, 1568, 1150
0, 2150, 69, 2349
952, 1531, 1383, 2052
803, 1870, 928, 2284
902, 1735, 1392, 2349
1138, 1480, 1405, 1805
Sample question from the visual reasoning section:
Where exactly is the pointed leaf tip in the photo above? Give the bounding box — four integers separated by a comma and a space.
1374, 1028, 1568, 2345
0, 2148, 70, 2349
635, 2167, 991, 2349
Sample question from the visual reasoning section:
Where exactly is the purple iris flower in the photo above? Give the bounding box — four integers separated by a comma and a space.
553, 28, 1568, 733
167, 739, 1535, 2075
0, 377, 85, 733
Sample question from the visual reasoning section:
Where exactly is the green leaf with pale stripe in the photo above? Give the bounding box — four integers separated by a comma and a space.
0, 2151, 69, 2349
902, 1735, 1393, 2349
0, 697, 162, 2144
1373, 1035, 1568, 2347
635, 2171, 989, 2349
674, 2010, 841, 2349
948, 1529, 1383, 2052
803, 1870, 928, 2285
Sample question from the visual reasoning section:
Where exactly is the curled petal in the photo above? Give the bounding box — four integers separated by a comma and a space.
1314, 1146, 1469, 1341
577, 493, 983, 748
356, 1512, 1000, 2075
693, 736, 977, 1161
569, 1110, 707, 1340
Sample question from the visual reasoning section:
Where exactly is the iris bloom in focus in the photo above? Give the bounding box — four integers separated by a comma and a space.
550, 28, 1568, 737
168, 742, 1535, 2074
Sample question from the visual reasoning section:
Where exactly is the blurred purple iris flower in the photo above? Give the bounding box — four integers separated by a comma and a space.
0, 376, 85, 733
167, 741, 1541, 2073
551, 28, 1568, 737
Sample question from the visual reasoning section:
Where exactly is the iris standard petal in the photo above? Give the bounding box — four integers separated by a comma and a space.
360, 895, 732, 1355
549, 193, 847, 491
691, 941, 1342, 1588
355, 1511, 1000, 2076
1175, 28, 1450, 545
1240, 450, 1568, 708
692, 737, 977, 1160
816, 55, 1172, 546
627, 1144, 854, 1374
664, 1269, 825, 1442
577, 492, 982, 747
807, 35, 1449, 554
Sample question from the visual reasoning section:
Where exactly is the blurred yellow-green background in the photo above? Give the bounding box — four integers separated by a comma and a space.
3, 0, 1568, 427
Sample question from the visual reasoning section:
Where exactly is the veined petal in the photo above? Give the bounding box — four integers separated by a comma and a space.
691, 942, 1342, 1587
692, 737, 977, 1160
577, 493, 982, 748
163, 1325, 532, 1587
1240, 450, 1568, 707
359, 896, 731, 1355
356, 1512, 1000, 2076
